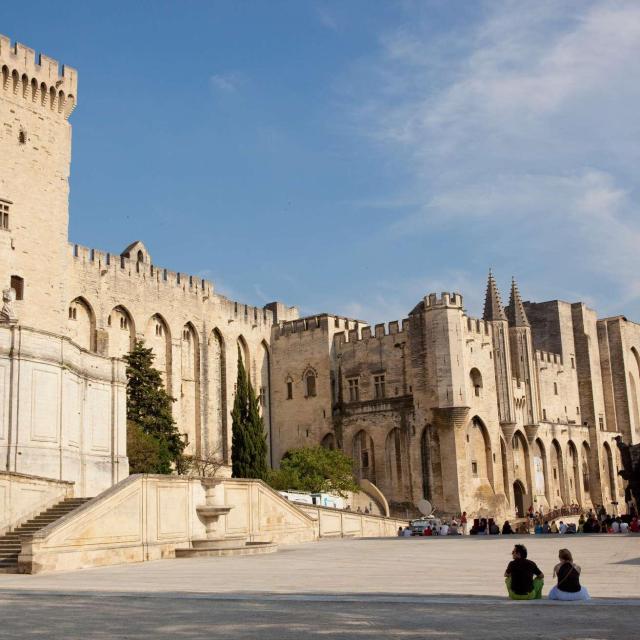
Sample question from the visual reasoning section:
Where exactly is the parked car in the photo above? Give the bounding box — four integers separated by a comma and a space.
409, 517, 442, 536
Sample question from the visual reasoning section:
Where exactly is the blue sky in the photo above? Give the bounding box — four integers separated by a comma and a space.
3, 1, 640, 323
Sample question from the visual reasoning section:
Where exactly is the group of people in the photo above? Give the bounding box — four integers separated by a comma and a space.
505, 544, 589, 601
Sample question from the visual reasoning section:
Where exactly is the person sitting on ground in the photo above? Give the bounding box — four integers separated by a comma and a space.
490, 521, 500, 535
542, 520, 551, 534
550, 521, 559, 534
449, 521, 459, 535
559, 521, 567, 535
534, 522, 543, 535
502, 520, 514, 535
423, 525, 433, 537
403, 526, 412, 537
620, 519, 629, 534
611, 518, 621, 534
439, 521, 449, 536
504, 544, 544, 600
397, 526, 403, 537
548, 548, 590, 601
629, 517, 640, 533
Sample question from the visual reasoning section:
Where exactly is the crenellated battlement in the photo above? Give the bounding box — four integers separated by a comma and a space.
423, 291, 464, 310
0, 34, 77, 119
333, 318, 409, 348
69, 242, 274, 327
277, 314, 364, 337
535, 349, 563, 368
464, 316, 492, 337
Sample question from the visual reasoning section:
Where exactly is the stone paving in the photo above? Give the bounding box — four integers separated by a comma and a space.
0, 535, 638, 638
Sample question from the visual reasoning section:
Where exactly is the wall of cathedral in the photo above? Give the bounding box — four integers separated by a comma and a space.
62, 243, 298, 462
270, 291, 628, 521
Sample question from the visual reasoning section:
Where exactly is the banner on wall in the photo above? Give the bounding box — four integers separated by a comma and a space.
533, 456, 545, 495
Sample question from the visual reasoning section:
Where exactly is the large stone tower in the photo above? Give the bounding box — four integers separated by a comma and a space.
0, 35, 77, 331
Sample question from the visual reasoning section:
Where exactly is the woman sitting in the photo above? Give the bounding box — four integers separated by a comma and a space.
548, 549, 590, 601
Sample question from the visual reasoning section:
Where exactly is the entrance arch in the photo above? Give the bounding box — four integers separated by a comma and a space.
513, 480, 526, 518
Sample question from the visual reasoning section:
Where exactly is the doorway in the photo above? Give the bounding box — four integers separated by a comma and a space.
513, 480, 526, 518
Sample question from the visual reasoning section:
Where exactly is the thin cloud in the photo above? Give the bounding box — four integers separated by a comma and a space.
210, 72, 244, 94
342, 1, 640, 319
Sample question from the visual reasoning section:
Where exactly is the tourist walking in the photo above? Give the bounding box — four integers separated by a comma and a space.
548, 549, 590, 601
504, 544, 544, 600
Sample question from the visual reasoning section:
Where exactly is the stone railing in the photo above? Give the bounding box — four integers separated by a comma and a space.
17, 474, 406, 574
0, 472, 74, 535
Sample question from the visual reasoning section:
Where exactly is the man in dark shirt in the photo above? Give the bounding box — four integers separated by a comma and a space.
505, 544, 544, 600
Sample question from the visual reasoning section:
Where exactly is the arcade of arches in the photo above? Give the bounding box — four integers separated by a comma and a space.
63, 295, 272, 461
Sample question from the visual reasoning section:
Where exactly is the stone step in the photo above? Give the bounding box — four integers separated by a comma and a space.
0, 497, 94, 565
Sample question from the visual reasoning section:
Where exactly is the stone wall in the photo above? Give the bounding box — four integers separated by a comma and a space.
0, 324, 128, 496
17, 474, 406, 574
0, 471, 74, 534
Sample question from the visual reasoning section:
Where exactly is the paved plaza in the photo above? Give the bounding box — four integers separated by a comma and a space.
0, 535, 638, 638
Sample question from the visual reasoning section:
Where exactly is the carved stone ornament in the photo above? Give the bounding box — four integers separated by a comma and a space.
0, 288, 18, 323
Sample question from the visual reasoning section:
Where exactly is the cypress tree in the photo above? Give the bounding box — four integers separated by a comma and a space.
231, 347, 268, 479
124, 340, 186, 473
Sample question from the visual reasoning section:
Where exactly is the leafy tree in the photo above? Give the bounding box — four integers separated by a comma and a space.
126, 421, 164, 474
267, 446, 359, 497
124, 340, 185, 473
231, 347, 268, 479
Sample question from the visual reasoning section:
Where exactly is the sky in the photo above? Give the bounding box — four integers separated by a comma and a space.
3, 1, 640, 324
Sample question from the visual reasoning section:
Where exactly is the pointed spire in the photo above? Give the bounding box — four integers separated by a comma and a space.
506, 277, 530, 327
483, 269, 507, 322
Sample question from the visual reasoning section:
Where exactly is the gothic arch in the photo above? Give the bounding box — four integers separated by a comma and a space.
352, 429, 375, 483
581, 441, 591, 501
144, 314, 172, 394
67, 296, 96, 352
533, 438, 549, 505
500, 437, 510, 503
629, 347, 640, 437
302, 366, 317, 398
260, 340, 272, 462
237, 335, 250, 381
420, 425, 433, 500
385, 427, 405, 495
550, 439, 567, 507
106, 305, 135, 358
469, 416, 494, 489
181, 322, 201, 455
602, 441, 617, 506
208, 328, 227, 461
567, 440, 581, 503
321, 433, 336, 450
511, 430, 530, 497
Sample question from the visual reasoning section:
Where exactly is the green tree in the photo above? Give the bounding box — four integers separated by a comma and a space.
124, 340, 185, 473
126, 421, 164, 474
267, 446, 359, 497
231, 347, 268, 479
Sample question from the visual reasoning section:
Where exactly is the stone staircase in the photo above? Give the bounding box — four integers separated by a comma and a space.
0, 497, 92, 573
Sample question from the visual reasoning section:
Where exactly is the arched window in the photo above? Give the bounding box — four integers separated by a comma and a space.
305, 370, 317, 397
470, 368, 483, 397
